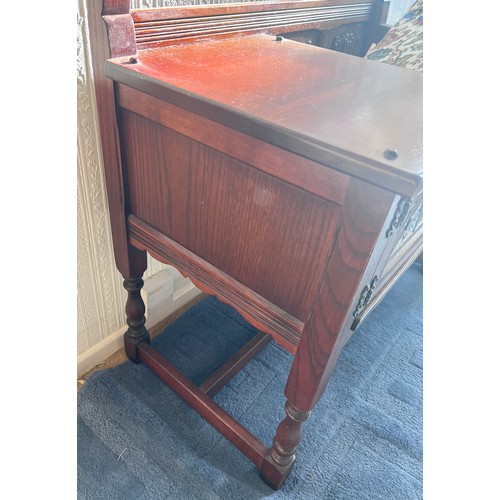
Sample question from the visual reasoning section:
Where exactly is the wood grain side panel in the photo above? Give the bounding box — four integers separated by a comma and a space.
120, 111, 341, 322
117, 85, 350, 206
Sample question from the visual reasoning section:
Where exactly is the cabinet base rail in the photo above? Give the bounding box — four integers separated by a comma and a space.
136, 335, 290, 489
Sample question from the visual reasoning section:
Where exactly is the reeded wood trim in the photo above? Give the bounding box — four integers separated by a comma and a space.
138, 342, 267, 467
116, 84, 349, 206
132, 1, 371, 22
131, 1, 374, 48
128, 215, 303, 353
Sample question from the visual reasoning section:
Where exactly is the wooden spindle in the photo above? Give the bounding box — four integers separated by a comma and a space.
123, 275, 150, 362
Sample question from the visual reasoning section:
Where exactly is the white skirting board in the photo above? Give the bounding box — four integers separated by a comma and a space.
77, 272, 201, 378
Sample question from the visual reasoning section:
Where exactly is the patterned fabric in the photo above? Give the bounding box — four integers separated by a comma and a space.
365, 0, 423, 72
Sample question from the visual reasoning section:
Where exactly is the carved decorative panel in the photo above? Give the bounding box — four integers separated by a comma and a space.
328, 22, 366, 56
392, 202, 423, 254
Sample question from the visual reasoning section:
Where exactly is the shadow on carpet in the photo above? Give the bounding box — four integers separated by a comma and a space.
78, 264, 423, 499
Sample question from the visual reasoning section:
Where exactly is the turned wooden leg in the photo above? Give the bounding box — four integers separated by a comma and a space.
123, 247, 150, 363
260, 182, 396, 489
123, 276, 150, 362
260, 401, 311, 489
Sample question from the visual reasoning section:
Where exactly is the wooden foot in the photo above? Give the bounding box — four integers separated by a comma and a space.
260, 401, 311, 490
123, 276, 150, 362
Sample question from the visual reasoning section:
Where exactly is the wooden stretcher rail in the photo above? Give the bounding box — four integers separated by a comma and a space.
199, 331, 272, 397
137, 342, 268, 468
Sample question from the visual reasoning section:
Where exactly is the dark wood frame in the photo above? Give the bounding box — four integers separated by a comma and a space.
88, 0, 390, 274
87, 0, 421, 491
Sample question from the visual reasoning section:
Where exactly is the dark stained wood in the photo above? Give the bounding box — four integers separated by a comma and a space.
102, 0, 137, 58
128, 215, 304, 353
284, 179, 396, 411
105, 35, 422, 197
260, 179, 396, 487
199, 331, 272, 397
122, 246, 150, 362
130, 0, 376, 50
260, 401, 311, 489
350, 230, 422, 332
132, 0, 373, 22
364, 0, 389, 50
349, 192, 423, 331
89, 0, 422, 491
87, 0, 137, 277
137, 342, 267, 468
119, 111, 341, 322
116, 84, 350, 205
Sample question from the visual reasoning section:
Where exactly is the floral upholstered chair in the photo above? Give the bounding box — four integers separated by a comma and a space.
365, 0, 423, 72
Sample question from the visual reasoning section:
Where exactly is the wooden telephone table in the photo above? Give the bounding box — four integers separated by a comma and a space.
88, 0, 422, 490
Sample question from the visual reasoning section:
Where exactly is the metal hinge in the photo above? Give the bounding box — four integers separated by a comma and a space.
386, 198, 411, 238
352, 275, 379, 319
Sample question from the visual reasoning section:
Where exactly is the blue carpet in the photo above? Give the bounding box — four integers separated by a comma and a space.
78, 264, 422, 499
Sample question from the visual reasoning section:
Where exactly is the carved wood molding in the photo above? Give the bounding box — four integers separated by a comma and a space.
385, 196, 411, 238
131, 1, 374, 48
392, 202, 423, 253
128, 215, 304, 352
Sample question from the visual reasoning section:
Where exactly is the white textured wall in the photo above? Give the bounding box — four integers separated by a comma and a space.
77, 0, 186, 358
